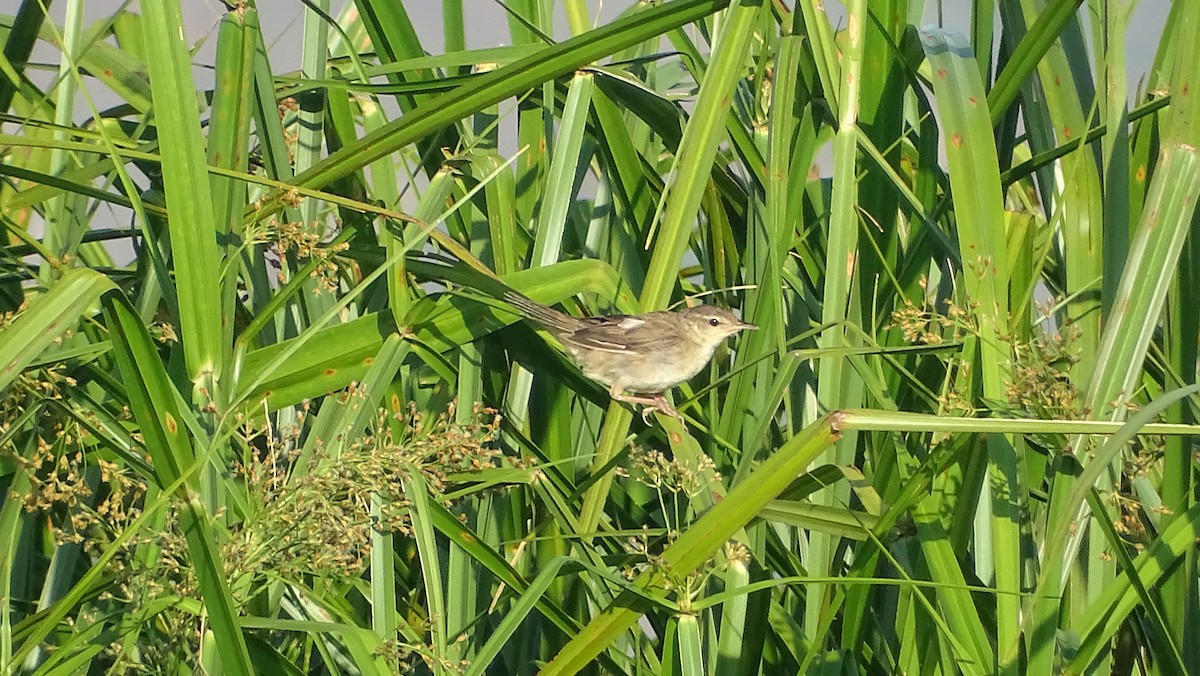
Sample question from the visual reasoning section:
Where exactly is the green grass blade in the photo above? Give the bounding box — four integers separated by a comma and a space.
139, 0, 221, 382
988, 0, 1085, 124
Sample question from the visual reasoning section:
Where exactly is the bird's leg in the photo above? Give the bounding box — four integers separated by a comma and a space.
608, 386, 660, 408
609, 386, 682, 424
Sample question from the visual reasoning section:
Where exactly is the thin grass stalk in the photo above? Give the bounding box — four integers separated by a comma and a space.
296, 1, 331, 197
326, 335, 409, 644
808, 0, 865, 646
38, 0, 84, 283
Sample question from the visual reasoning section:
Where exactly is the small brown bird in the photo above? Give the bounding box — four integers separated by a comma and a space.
504, 290, 756, 423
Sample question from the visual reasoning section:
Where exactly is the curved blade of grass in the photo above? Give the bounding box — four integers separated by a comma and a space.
1068, 499, 1200, 673
257, 0, 732, 218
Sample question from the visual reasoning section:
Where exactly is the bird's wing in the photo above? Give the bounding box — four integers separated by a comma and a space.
565, 314, 684, 353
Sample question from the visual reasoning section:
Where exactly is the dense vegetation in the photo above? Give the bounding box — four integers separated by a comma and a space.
3, 0, 1200, 673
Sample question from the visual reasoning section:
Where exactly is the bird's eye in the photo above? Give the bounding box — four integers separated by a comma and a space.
709, 317, 720, 327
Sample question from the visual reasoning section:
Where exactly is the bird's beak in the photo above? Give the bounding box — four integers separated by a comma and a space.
740, 321, 757, 330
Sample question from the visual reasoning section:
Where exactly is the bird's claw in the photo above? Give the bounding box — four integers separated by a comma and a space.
640, 394, 683, 425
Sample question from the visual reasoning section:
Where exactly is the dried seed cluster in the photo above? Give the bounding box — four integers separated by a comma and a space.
6, 393, 505, 674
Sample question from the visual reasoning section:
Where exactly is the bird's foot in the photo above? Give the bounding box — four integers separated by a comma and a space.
610, 387, 684, 425
640, 393, 683, 425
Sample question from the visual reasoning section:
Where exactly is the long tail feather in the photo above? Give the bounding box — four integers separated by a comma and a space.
503, 290, 580, 333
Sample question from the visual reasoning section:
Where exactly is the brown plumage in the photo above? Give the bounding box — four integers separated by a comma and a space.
504, 290, 755, 423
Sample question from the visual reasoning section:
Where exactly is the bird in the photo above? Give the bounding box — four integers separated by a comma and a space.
503, 290, 756, 423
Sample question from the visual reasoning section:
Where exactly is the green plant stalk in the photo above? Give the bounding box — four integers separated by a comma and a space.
38, 0, 85, 283
809, 0, 865, 644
